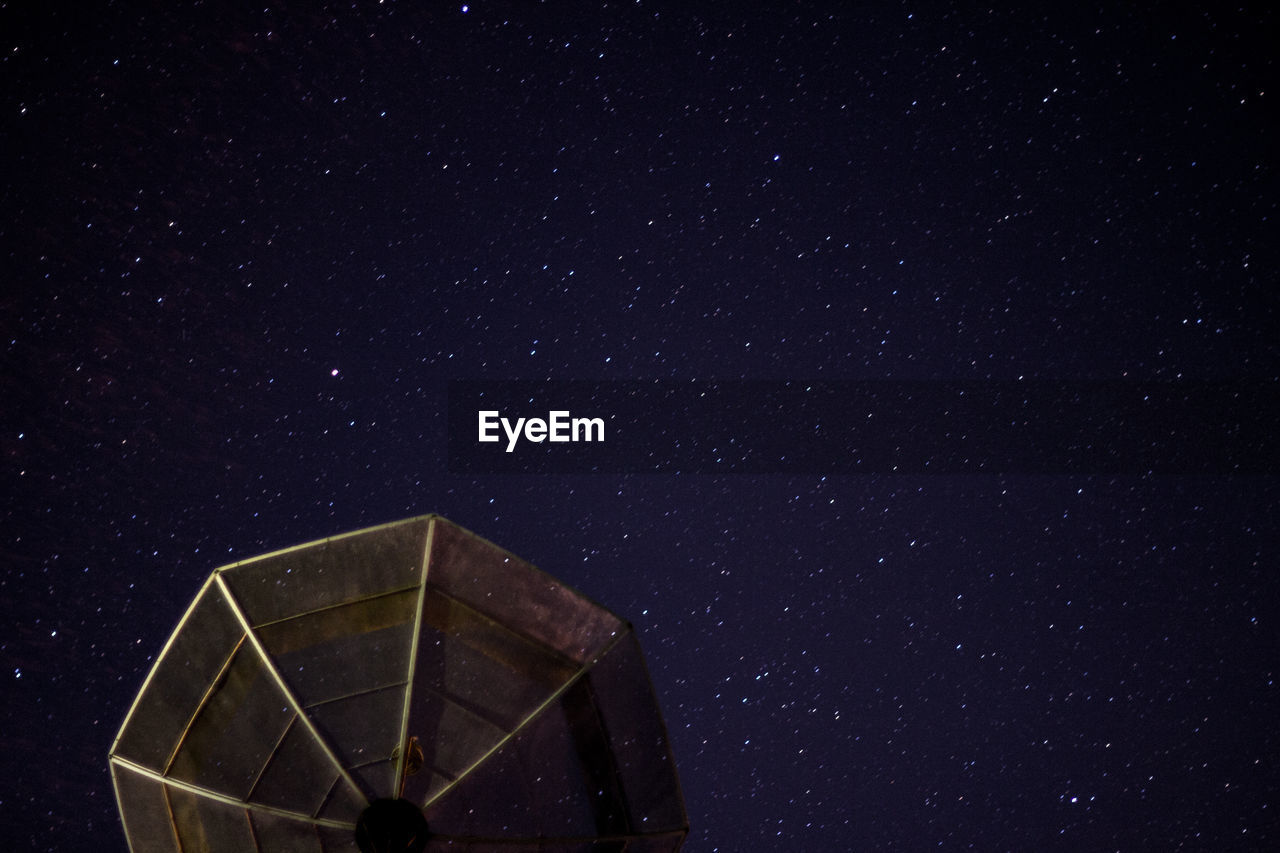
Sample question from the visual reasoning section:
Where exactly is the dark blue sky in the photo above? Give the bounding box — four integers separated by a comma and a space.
3, 2, 1277, 850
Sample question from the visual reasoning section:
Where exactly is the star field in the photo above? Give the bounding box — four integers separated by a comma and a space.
2, 2, 1277, 850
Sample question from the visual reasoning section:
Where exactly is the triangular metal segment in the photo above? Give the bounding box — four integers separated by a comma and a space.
165, 637, 295, 799
215, 573, 373, 808
399, 518, 627, 813
217, 517, 433, 628
111, 578, 245, 774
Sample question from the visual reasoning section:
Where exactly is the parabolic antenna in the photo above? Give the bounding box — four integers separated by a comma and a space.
109, 515, 687, 851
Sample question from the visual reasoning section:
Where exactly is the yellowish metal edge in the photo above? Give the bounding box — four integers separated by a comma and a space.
162, 777, 186, 853
162, 635, 246, 775
212, 514, 443, 575
213, 514, 625, 638
305, 678, 409, 710
111, 755, 356, 830
394, 516, 436, 795
110, 574, 218, 758
214, 573, 372, 808
109, 758, 143, 853
245, 713, 296, 804
251, 583, 422, 630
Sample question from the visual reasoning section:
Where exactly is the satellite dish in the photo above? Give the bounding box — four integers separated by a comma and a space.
109, 515, 688, 851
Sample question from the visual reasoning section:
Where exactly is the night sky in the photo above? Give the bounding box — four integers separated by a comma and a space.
3, 2, 1278, 850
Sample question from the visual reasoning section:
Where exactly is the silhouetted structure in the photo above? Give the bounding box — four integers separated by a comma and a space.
110, 515, 688, 851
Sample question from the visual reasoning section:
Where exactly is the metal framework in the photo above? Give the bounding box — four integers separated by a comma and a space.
109, 515, 687, 852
